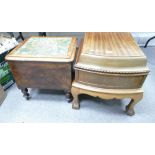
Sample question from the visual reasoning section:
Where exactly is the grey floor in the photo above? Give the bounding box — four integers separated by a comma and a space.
0, 47, 155, 123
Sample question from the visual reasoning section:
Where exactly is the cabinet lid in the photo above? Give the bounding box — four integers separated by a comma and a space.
75, 32, 149, 73
6, 36, 77, 62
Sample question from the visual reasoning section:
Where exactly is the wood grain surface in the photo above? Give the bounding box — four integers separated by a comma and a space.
75, 32, 149, 73
82, 32, 144, 57
9, 61, 72, 90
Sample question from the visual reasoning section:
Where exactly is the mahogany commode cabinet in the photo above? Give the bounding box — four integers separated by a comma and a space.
6, 36, 77, 102
71, 32, 149, 115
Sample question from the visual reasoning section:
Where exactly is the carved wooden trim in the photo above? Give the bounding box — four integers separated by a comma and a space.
75, 65, 149, 74
71, 82, 143, 116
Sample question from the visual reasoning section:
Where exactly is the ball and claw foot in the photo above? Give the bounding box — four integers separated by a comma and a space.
125, 105, 135, 116
72, 95, 80, 110
72, 102, 80, 109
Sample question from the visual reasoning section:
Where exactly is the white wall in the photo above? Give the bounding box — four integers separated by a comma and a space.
131, 32, 155, 46
1, 32, 155, 46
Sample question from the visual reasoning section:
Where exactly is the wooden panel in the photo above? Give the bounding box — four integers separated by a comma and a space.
9, 61, 72, 90
76, 70, 147, 89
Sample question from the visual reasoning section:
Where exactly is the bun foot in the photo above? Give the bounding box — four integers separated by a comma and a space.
65, 90, 73, 103
21, 88, 31, 100
67, 98, 73, 103
26, 94, 31, 100
126, 105, 135, 116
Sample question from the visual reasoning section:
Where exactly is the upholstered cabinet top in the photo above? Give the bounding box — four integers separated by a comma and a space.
6, 37, 77, 62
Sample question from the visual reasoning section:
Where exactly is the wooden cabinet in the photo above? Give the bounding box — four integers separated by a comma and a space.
6, 36, 77, 102
72, 32, 149, 115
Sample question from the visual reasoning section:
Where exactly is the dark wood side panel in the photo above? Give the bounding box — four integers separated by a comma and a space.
8, 61, 72, 90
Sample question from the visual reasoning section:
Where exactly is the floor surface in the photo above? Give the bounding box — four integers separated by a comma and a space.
0, 47, 155, 123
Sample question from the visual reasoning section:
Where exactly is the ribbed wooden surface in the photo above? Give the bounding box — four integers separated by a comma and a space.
82, 32, 145, 57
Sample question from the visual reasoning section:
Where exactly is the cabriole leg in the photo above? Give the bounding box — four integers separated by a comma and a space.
71, 87, 80, 109
72, 94, 80, 109
125, 94, 143, 116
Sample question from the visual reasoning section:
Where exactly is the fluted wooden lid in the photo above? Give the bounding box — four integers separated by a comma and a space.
75, 32, 149, 73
